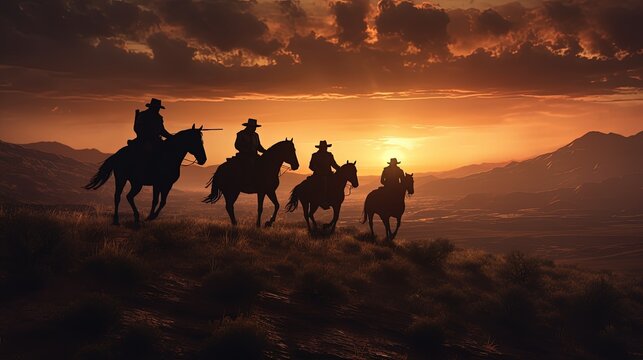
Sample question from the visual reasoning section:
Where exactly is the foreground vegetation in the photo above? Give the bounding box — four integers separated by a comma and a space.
0, 208, 641, 359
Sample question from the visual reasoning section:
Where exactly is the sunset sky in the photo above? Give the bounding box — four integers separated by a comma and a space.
1, 0, 641, 174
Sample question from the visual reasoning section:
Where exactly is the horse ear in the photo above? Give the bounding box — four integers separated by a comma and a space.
199, 125, 203, 130
346, 160, 349, 164
411, 173, 414, 176
290, 138, 293, 142
353, 161, 356, 165
192, 123, 195, 129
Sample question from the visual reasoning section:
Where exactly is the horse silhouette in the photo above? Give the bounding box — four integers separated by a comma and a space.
203, 138, 299, 227
285, 161, 358, 234
85, 125, 207, 225
361, 173, 414, 242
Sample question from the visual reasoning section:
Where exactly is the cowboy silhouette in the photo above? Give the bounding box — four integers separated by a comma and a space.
235, 118, 266, 184
309, 140, 340, 207
381, 158, 404, 188
132, 98, 173, 147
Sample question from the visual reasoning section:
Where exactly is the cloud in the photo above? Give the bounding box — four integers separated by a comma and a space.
475, 9, 511, 36
330, 0, 370, 46
375, 0, 450, 57
159, 0, 281, 56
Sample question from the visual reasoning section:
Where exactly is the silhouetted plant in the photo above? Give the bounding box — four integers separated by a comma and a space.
402, 238, 455, 270
83, 242, 147, 291
296, 266, 347, 304
500, 251, 542, 286
368, 259, 411, 289
201, 317, 267, 360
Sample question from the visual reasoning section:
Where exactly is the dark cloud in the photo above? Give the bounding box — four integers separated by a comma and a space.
331, 0, 370, 46
475, 9, 511, 36
277, 0, 306, 24
596, 5, 643, 54
159, 0, 281, 56
375, 0, 449, 56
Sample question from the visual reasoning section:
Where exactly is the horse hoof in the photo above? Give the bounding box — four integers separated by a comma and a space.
264, 221, 273, 228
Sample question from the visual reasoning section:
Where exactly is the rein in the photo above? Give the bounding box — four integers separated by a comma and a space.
344, 184, 353, 197
181, 157, 198, 167
279, 165, 291, 177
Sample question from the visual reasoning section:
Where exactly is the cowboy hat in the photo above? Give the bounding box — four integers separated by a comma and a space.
145, 98, 165, 109
242, 118, 261, 127
315, 140, 332, 148
387, 158, 401, 165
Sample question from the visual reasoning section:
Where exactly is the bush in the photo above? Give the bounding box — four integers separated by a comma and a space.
201, 317, 267, 360
0, 212, 72, 293
368, 259, 411, 289
402, 238, 455, 270
500, 251, 542, 286
296, 266, 347, 304
60, 294, 121, 339
570, 279, 623, 331
83, 242, 147, 291
203, 265, 266, 308
406, 317, 446, 354
495, 286, 537, 335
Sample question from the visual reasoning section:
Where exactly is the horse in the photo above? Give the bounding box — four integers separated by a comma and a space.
285, 161, 359, 234
361, 173, 414, 243
85, 125, 207, 225
203, 138, 299, 227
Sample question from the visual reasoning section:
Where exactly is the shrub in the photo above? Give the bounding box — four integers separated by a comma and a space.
60, 294, 121, 339
339, 239, 362, 254
83, 242, 147, 291
296, 266, 347, 304
500, 251, 542, 286
402, 238, 455, 270
0, 212, 72, 292
570, 278, 623, 331
201, 317, 267, 360
368, 259, 411, 289
406, 317, 446, 354
203, 265, 266, 308
495, 286, 537, 335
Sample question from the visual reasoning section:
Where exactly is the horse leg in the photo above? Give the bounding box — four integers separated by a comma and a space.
265, 191, 279, 227
126, 182, 143, 225
328, 204, 342, 233
113, 175, 126, 225
392, 216, 402, 240
224, 191, 240, 226
368, 212, 375, 239
151, 185, 171, 220
309, 204, 320, 230
382, 216, 392, 243
256, 193, 265, 228
146, 186, 160, 221
302, 201, 312, 232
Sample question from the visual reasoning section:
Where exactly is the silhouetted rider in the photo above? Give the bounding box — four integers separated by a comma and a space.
235, 118, 265, 184
133, 98, 173, 146
309, 140, 340, 206
381, 158, 404, 189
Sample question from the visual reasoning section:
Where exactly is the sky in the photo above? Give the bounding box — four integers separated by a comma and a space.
0, 0, 641, 174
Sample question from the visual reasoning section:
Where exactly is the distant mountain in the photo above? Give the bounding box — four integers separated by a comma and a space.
0, 140, 111, 204
422, 162, 508, 179
455, 173, 643, 212
21, 141, 109, 164
421, 131, 643, 197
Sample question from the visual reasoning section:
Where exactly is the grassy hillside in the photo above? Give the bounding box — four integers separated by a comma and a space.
1, 208, 641, 359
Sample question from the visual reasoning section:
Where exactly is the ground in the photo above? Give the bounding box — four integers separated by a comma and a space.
0, 208, 641, 359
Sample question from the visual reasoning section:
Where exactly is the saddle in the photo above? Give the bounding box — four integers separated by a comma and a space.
307, 174, 332, 209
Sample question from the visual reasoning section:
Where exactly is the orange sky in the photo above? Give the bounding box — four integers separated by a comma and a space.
0, 0, 641, 174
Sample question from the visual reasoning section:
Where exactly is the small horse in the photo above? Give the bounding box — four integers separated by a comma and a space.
203, 138, 299, 227
361, 173, 414, 243
286, 161, 359, 234
85, 125, 207, 225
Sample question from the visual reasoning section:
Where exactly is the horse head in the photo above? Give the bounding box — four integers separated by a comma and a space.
340, 160, 359, 188
175, 124, 207, 165
276, 138, 299, 170
404, 172, 414, 195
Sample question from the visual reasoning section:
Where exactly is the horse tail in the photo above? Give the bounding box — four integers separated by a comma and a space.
203, 167, 223, 204
285, 184, 301, 212
84, 152, 118, 190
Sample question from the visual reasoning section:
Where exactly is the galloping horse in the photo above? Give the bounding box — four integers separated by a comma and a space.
203, 138, 299, 227
361, 173, 414, 242
85, 125, 207, 225
286, 161, 359, 234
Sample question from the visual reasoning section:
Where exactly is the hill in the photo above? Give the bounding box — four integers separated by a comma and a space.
0, 210, 641, 359
20, 141, 109, 164
421, 131, 643, 197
